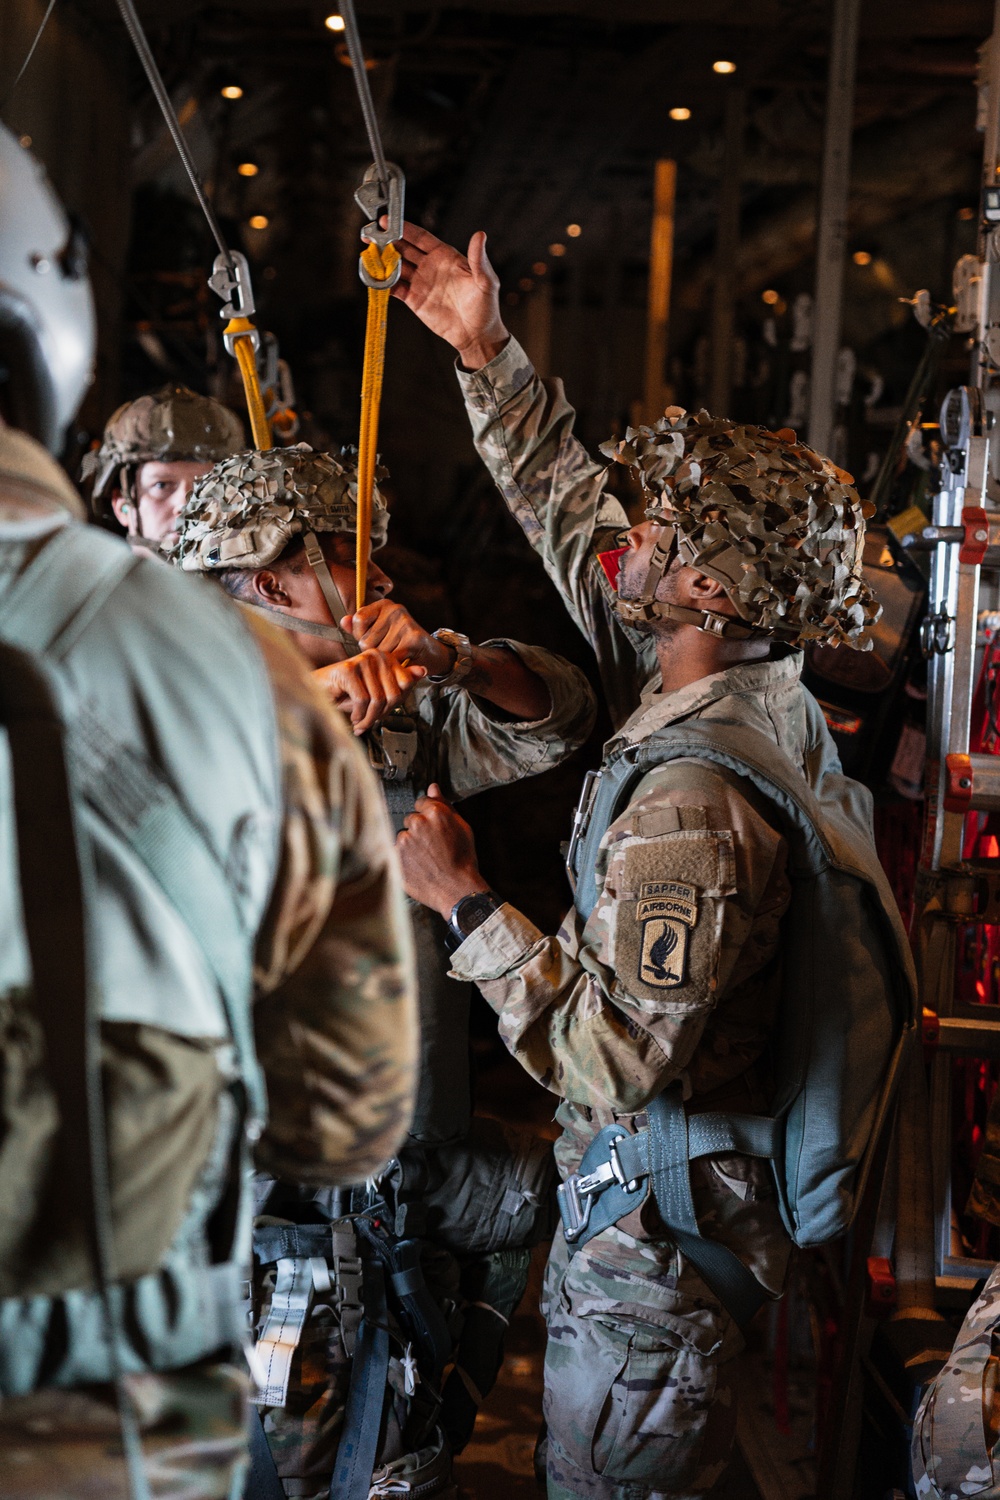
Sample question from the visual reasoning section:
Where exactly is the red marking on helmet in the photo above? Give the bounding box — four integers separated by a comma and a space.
597, 545, 629, 592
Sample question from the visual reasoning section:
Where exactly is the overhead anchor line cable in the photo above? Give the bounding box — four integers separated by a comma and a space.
338, 0, 405, 608
112, 0, 271, 449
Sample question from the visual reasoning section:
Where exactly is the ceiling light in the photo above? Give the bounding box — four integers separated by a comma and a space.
221, 84, 243, 100
712, 60, 737, 74
249, 214, 269, 230
852, 250, 872, 266
325, 13, 346, 30
237, 162, 259, 177
669, 107, 691, 121
761, 289, 780, 305
549, 242, 566, 257
519, 277, 534, 292
958, 206, 976, 221
18, 134, 31, 148
532, 261, 548, 276
566, 223, 582, 238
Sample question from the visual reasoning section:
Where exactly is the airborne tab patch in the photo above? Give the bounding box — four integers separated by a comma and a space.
636, 881, 698, 989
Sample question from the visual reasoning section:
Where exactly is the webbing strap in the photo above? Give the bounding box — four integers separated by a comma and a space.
646, 1088, 768, 1328
238, 598, 352, 642
227, 319, 272, 450
356, 241, 400, 609
0, 524, 138, 658
0, 642, 152, 1498
332, 1256, 390, 1500
302, 531, 359, 655
251, 1256, 317, 1409
614, 1111, 780, 1180
245, 1407, 286, 1500
74, 710, 265, 1123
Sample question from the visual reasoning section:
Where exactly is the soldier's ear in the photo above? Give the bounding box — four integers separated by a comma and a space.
253, 568, 291, 605
110, 491, 132, 528
681, 568, 727, 604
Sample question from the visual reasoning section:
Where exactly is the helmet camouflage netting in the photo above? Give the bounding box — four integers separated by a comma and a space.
167, 442, 389, 572
601, 407, 880, 650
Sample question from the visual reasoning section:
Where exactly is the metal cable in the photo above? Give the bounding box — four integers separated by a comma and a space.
0, 0, 58, 112
114, 0, 232, 267
338, 0, 389, 194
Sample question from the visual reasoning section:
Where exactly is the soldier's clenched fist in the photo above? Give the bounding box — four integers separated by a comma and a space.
397, 783, 490, 916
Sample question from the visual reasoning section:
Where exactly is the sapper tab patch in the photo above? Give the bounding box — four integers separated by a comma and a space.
636, 881, 698, 989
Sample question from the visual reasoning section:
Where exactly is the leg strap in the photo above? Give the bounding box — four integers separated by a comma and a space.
557, 1085, 776, 1328
332, 1254, 390, 1500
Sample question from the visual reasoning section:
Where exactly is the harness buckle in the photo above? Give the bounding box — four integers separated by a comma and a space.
558, 1135, 639, 1242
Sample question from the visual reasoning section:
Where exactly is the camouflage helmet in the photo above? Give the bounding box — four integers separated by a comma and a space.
168, 442, 389, 573
81, 383, 245, 509
602, 408, 880, 650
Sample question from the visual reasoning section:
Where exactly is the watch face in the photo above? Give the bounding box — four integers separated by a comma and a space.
455, 892, 498, 937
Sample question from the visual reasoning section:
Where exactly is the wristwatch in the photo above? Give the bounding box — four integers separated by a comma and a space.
446, 889, 502, 951
429, 628, 474, 688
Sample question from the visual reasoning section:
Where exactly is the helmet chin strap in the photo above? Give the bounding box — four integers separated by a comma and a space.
614, 524, 766, 640
235, 532, 363, 653
302, 531, 361, 655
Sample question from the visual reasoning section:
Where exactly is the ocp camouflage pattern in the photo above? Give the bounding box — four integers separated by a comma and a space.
912, 1261, 1000, 1498
169, 442, 389, 572
456, 336, 658, 729
601, 408, 879, 649
247, 616, 418, 1186
449, 655, 810, 1497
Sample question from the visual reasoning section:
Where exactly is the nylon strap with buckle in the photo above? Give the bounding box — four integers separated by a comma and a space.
557, 1086, 776, 1328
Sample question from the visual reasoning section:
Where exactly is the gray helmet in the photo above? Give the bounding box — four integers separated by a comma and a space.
81, 383, 245, 512
602, 408, 880, 650
169, 442, 388, 572
0, 123, 95, 453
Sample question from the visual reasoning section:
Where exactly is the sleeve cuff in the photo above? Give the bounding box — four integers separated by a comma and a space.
455, 335, 535, 409
448, 902, 544, 981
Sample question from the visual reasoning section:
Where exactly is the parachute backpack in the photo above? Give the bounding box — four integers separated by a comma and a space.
560, 703, 917, 1327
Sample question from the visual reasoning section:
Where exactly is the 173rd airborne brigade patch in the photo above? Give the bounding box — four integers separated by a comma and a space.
637, 881, 698, 988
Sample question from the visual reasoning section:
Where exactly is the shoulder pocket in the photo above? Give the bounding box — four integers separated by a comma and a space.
604, 830, 735, 1008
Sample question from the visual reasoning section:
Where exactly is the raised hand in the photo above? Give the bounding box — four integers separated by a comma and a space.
342, 599, 453, 676
313, 650, 426, 735
390, 221, 510, 370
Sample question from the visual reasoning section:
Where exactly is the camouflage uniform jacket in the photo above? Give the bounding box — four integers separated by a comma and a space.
0, 433, 418, 1496
373, 638, 596, 804
456, 336, 658, 728
450, 652, 813, 1299
912, 1261, 1000, 1498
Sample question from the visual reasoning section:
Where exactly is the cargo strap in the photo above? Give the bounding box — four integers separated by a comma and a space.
333, 1255, 390, 1500
557, 1085, 776, 1329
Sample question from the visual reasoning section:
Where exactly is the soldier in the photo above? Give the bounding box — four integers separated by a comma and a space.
0, 122, 417, 1499
393, 404, 898, 1499
81, 383, 244, 550
169, 443, 597, 1498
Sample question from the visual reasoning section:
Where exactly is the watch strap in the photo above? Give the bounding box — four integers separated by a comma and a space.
429, 628, 474, 687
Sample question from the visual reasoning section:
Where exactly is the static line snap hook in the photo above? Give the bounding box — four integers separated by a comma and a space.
208, 248, 257, 324
355, 161, 405, 287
